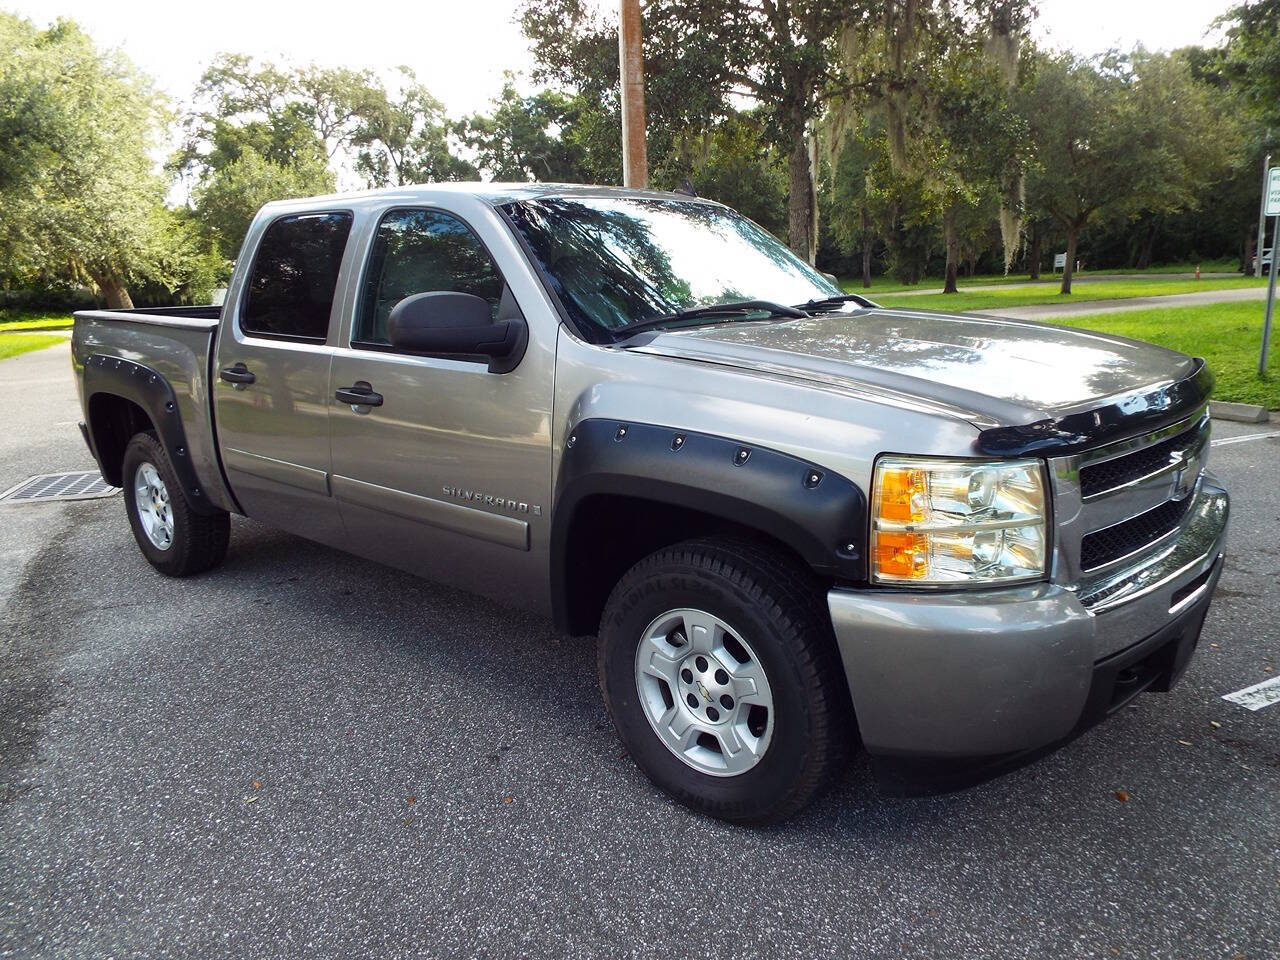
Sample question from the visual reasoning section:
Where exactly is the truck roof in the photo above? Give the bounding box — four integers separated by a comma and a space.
258, 181, 716, 215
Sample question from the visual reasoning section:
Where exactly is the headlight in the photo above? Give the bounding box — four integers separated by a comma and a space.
870, 456, 1048, 585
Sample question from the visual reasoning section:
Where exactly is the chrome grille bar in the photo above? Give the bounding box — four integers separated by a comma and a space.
1047, 406, 1210, 588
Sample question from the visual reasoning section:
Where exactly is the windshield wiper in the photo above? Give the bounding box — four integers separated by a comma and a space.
614, 299, 810, 337
795, 293, 880, 312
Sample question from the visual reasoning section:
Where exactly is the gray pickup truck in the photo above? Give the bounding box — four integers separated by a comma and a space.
72, 184, 1229, 824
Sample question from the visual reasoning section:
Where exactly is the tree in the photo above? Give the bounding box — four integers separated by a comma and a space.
520, 0, 865, 262
174, 57, 473, 251
653, 111, 789, 237
192, 148, 334, 258
1120, 50, 1240, 269
1210, 2, 1280, 271
1021, 50, 1229, 293
0, 13, 186, 307
933, 46, 1028, 292
825, 0, 1034, 287
459, 80, 616, 183
1215, 0, 1280, 133
172, 54, 334, 188
983, 0, 1036, 274
173, 55, 342, 254
827, 116, 895, 287
353, 68, 476, 187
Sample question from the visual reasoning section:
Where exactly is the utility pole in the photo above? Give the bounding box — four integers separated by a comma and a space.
619, 0, 648, 188
1256, 154, 1271, 278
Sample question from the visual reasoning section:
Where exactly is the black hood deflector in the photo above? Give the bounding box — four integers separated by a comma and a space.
975, 358, 1214, 457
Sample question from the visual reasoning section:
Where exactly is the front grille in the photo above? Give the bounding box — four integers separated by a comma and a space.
1080, 495, 1193, 570
1079, 423, 1201, 498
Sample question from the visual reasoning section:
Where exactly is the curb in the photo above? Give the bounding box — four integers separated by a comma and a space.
1210, 400, 1270, 423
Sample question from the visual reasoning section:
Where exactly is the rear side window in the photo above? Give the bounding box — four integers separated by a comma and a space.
241, 212, 353, 341
355, 208, 504, 346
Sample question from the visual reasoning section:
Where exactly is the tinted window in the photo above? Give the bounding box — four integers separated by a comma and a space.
241, 212, 353, 341
501, 197, 837, 341
356, 209, 504, 345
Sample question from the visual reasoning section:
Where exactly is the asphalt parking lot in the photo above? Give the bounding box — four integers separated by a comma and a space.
2, 341, 1278, 959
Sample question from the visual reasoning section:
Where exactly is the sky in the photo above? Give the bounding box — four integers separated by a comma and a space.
1033, 0, 1233, 58
9, 0, 1238, 121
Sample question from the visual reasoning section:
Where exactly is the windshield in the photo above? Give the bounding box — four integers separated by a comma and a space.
501, 196, 840, 340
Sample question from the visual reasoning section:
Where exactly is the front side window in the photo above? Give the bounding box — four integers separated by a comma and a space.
356, 208, 505, 346
241, 212, 353, 341
501, 197, 838, 341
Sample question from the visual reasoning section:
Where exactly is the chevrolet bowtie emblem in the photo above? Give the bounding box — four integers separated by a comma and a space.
1172, 450, 1197, 500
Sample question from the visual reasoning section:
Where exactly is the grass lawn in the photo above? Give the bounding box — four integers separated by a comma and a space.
842, 274, 1033, 293
1045, 301, 1278, 409
0, 332, 65, 361
0, 309, 75, 331
1067, 259, 1241, 275
871, 276, 1266, 312
841, 260, 1245, 295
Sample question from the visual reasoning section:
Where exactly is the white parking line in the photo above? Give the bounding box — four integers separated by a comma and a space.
1221, 676, 1280, 711
1211, 431, 1280, 447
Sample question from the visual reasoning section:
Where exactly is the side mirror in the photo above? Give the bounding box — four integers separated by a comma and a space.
387, 291, 527, 374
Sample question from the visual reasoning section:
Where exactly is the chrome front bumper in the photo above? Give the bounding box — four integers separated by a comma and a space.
828, 477, 1229, 759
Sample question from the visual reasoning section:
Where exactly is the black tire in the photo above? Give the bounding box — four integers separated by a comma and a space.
121, 431, 230, 577
598, 538, 853, 826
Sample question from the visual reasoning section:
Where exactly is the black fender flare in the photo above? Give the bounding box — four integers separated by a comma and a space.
550, 419, 868, 627
82, 354, 220, 515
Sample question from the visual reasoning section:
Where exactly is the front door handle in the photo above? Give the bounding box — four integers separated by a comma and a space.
219, 362, 256, 387
335, 382, 384, 409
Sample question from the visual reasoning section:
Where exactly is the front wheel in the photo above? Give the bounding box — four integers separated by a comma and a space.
121, 431, 230, 577
598, 538, 852, 825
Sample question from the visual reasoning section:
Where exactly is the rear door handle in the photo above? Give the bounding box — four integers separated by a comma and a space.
335, 382, 384, 408
219, 363, 255, 387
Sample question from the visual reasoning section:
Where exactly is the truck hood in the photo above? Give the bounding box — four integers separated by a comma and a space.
628, 308, 1200, 428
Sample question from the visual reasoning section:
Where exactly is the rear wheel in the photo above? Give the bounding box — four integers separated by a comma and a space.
598, 538, 852, 825
121, 431, 230, 577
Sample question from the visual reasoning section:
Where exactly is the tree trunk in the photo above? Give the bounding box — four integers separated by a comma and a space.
1029, 220, 1042, 280
807, 132, 820, 265
943, 205, 959, 294
1060, 227, 1079, 295
1135, 218, 1159, 270
1242, 231, 1255, 275
786, 130, 814, 262
91, 271, 134, 309
860, 209, 873, 288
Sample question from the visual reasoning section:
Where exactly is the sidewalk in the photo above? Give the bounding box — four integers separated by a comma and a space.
888, 272, 1242, 297
970, 285, 1268, 320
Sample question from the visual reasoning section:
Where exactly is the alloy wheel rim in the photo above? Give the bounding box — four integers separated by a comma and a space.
634, 608, 774, 777
133, 462, 174, 550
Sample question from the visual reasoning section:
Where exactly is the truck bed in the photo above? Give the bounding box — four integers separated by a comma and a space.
71, 305, 236, 512
73, 304, 222, 326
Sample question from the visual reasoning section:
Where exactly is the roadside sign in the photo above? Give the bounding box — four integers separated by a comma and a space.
1263, 167, 1279, 373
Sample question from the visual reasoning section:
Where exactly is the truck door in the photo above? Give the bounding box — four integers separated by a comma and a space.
212, 210, 353, 547
326, 205, 555, 609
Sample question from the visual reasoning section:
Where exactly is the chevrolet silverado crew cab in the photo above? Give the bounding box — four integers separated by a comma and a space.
72, 184, 1229, 825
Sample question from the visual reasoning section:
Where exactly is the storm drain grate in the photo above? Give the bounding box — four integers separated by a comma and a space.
0, 471, 119, 504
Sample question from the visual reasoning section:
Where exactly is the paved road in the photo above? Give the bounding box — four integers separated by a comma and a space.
979, 286, 1270, 321
2, 342, 1278, 959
